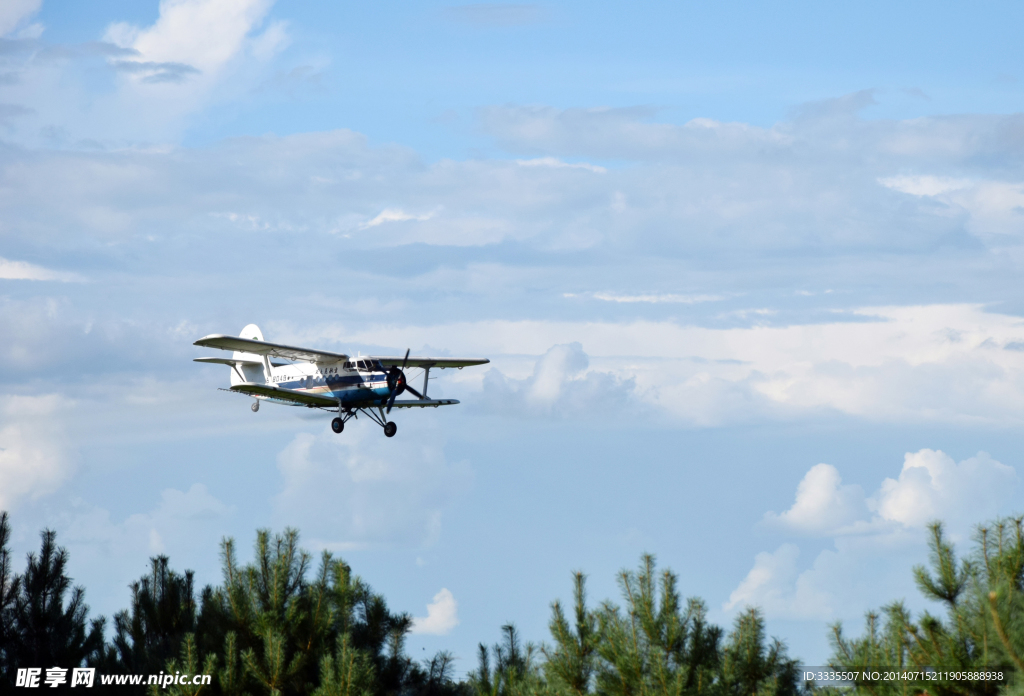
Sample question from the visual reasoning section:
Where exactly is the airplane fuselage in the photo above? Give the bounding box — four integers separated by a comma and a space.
254, 359, 394, 407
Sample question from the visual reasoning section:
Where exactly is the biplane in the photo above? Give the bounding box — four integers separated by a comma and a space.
194, 325, 489, 437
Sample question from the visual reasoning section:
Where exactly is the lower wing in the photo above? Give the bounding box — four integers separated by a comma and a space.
228, 383, 460, 409
229, 383, 338, 408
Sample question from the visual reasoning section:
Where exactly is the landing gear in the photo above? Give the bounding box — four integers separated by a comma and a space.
251, 401, 260, 412
340, 406, 397, 437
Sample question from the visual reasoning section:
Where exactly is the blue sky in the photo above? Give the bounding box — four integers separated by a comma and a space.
3, 0, 1024, 672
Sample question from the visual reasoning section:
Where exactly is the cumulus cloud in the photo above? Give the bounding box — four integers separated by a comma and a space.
0, 0, 286, 145
104, 0, 276, 78
762, 464, 867, 536
872, 449, 1017, 529
724, 544, 833, 619
411, 588, 459, 635
333, 303, 1024, 427
0, 394, 75, 510
733, 449, 1018, 620
479, 343, 635, 417
273, 421, 471, 548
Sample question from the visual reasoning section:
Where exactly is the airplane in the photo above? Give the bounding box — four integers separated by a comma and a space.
193, 324, 489, 437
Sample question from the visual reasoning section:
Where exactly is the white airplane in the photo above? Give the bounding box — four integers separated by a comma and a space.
194, 324, 489, 437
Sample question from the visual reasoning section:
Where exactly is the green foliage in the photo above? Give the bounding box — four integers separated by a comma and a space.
0, 512, 21, 689
469, 625, 544, 696
197, 528, 419, 696
0, 522, 105, 687
544, 572, 597, 696
829, 520, 1024, 696
314, 635, 375, 696
148, 634, 218, 696
717, 608, 800, 696
97, 556, 201, 680
477, 555, 800, 696
592, 555, 734, 696
0, 514, 805, 696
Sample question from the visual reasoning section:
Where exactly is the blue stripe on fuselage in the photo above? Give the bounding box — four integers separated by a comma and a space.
275, 371, 392, 406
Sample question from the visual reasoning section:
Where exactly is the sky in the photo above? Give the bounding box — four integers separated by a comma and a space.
2, 0, 1024, 672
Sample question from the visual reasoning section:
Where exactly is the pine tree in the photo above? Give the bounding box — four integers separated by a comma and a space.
469, 625, 542, 696
8, 528, 105, 675
829, 520, 1018, 696
314, 635, 375, 696
0, 512, 22, 689
544, 572, 597, 696
104, 556, 199, 677
717, 608, 799, 696
592, 555, 721, 696
203, 529, 327, 695
191, 528, 426, 696
830, 604, 915, 696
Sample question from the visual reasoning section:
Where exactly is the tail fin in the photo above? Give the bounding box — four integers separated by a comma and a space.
231, 324, 268, 386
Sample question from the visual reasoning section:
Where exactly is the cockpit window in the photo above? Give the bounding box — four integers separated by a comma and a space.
357, 360, 367, 370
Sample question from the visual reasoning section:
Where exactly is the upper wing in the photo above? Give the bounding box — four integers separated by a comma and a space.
229, 382, 339, 408
373, 356, 489, 369
194, 335, 348, 363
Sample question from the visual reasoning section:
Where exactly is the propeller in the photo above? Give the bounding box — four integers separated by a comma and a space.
386, 348, 424, 413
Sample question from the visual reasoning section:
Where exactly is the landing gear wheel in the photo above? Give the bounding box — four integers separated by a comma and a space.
331, 417, 344, 434
251, 401, 260, 412
383, 422, 397, 438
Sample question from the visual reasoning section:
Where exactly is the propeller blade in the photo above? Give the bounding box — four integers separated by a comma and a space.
404, 384, 425, 399
386, 350, 413, 413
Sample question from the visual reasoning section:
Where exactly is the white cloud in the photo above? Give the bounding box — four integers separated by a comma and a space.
360, 207, 439, 229
479, 343, 636, 417
0, 395, 75, 510
872, 449, 1017, 529
104, 0, 276, 77
273, 420, 471, 548
762, 464, 867, 536
411, 588, 459, 635
587, 292, 723, 304
878, 175, 972, 197
334, 303, 1024, 427
0, 257, 83, 282
0, 0, 41, 37
732, 449, 1018, 620
724, 544, 833, 619
515, 157, 606, 173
